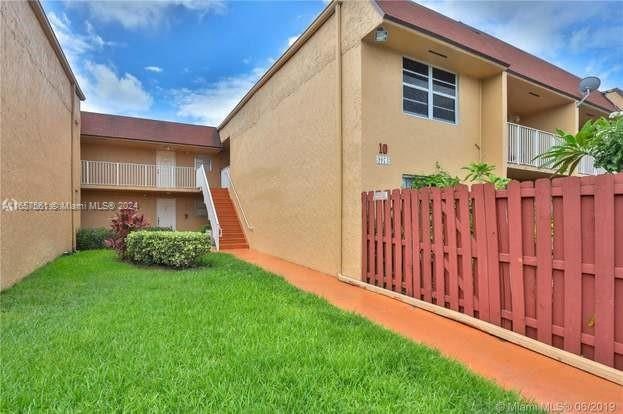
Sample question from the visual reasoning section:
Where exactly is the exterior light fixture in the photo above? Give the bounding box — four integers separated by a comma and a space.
374, 26, 388, 42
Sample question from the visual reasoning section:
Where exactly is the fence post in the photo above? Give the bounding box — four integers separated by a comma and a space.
444, 187, 459, 311
594, 174, 615, 366
384, 191, 392, 290
420, 189, 432, 303
456, 185, 474, 316
534, 178, 553, 344
562, 176, 582, 354
410, 190, 421, 300
507, 181, 526, 335
483, 183, 501, 325
472, 184, 490, 321
403, 190, 413, 297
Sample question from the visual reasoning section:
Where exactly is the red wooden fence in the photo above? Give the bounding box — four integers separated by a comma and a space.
361, 173, 623, 370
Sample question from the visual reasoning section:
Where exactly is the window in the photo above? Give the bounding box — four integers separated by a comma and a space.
402, 174, 417, 188
402, 57, 457, 123
195, 200, 208, 217
194, 155, 212, 172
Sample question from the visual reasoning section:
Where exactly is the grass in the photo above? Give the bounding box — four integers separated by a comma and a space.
1, 250, 540, 412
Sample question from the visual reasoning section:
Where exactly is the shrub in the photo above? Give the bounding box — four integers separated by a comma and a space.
105, 208, 149, 258
76, 228, 111, 250
143, 226, 173, 232
126, 231, 211, 268
411, 162, 460, 189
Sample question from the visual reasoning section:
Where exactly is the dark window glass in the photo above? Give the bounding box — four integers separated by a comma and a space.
404, 86, 428, 104
432, 68, 456, 84
403, 71, 428, 89
433, 94, 454, 111
403, 100, 428, 116
433, 79, 456, 96
403, 57, 428, 76
433, 107, 455, 123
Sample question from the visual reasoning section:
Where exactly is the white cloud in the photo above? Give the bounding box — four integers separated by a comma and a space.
48, 9, 153, 115
82, 62, 153, 114
145, 66, 164, 73
77, 0, 227, 30
287, 35, 299, 48
174, 67, 265, 125
415, 1, 623, 88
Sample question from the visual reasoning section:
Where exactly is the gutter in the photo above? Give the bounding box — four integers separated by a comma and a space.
218, 1, 338, 130
28, 1, 85, 100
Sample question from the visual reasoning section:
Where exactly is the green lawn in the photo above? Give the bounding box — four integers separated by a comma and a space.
1, 250, 539, 412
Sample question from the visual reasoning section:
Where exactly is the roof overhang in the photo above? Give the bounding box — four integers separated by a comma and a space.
368, 19, 506, 79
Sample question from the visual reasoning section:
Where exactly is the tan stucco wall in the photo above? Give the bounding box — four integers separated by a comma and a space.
80, 190, 208, 231
521, 102, 579, 134
361, 42, 486, 187
1, 1, 81, 289
219, 1, 381, 276
481, 72, 508, 176
81, 141, 224, 188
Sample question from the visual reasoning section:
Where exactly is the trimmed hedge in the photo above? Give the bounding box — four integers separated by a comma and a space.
126, 231, 211, 268
76, 228, 112, 250
143, 226, 173, 232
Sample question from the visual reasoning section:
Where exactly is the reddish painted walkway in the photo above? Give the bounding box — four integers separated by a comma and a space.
225, 249, 623, 413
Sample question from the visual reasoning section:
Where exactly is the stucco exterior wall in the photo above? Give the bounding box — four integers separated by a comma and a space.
220, 1, 381, 276
80, 190, 208, 231
521, 102, 579, 134
81, 141, 223, 188
361, 42, 485, 187
1, 1, 81, 289
481, 72, 508, 176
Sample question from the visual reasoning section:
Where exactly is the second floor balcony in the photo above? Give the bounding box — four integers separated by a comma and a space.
81, 160, 199, 191
507, 123, 604, 176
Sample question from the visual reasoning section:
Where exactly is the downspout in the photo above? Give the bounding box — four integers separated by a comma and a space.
70, 84, 76, 250
335, 1, 343, 276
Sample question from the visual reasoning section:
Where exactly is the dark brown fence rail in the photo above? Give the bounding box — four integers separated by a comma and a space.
361, 173, 622, 370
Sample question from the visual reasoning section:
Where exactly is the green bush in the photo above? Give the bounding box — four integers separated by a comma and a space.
143, 226, 173, 232
126, 231, 211, 268
76, 228, 112, 250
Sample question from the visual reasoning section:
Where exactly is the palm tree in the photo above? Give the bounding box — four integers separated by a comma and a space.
534, 120, 597, 175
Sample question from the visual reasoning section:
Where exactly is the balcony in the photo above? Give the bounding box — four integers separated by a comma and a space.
81, 160, 198, 191
507, 123, 604, 176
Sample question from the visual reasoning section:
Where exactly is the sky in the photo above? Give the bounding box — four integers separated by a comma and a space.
42, 0, 623, 127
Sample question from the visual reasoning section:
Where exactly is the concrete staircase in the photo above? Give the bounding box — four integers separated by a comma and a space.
210, 188, 248, 249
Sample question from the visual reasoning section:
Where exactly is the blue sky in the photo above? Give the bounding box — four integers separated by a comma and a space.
43, 1, 622, 126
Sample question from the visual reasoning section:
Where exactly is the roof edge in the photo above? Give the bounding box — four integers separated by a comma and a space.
81, 134, 223, 150
29, 0, 85, 100
81, 111, 218, 129
218, 1, 340, 130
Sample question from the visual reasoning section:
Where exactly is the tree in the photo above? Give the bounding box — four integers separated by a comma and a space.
535, 114, 623, 175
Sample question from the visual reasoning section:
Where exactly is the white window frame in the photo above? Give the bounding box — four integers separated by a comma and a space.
194, 155, 212, 172
402, 56, 458, 125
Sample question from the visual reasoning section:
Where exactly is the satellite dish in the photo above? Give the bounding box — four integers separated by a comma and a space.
576, 76, 601, 107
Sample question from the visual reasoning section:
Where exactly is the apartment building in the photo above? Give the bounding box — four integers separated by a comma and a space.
1, 1, 83, 288
218, 0, 618, 279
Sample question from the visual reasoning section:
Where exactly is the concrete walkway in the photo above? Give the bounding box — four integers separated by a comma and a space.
225, 249, 622, 413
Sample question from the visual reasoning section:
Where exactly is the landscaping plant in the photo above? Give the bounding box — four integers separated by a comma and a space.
126, 230, 211, 268
76, 228, 112, 250
410, 162, 460, 189
463, 162, 510, 189
535, 113, 623, 175
104, 207, 149, 258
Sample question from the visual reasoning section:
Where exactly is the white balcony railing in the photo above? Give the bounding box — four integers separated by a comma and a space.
81, 160, 196, 189
507, 123, 604, 175
577, 155, 606, 176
